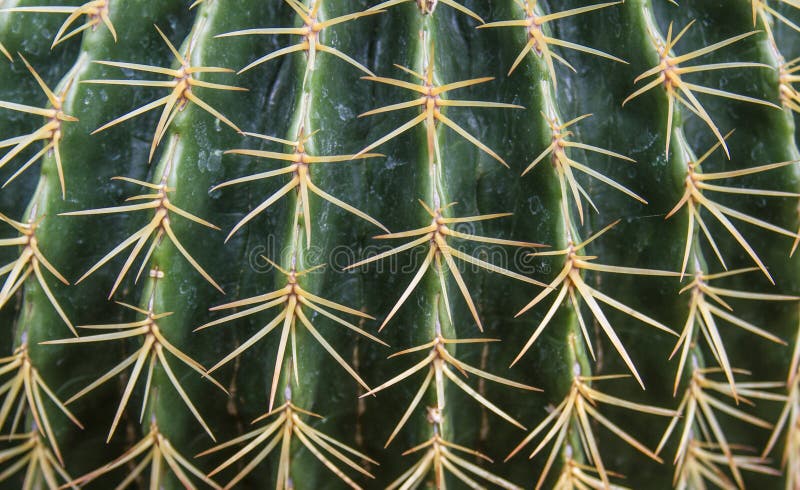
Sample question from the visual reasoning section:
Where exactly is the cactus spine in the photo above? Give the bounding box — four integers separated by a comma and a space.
1, 0, 800, 489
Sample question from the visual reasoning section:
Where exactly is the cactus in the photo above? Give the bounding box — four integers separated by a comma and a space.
0, 0, 800, 489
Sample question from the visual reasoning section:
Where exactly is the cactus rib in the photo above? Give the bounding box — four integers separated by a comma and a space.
0, 55, 77, 197
85, 24, 243, 162
0, 0, 799, 488
0, 1, 115, 48
217, 130, 387, 245
478, 0, 626, 85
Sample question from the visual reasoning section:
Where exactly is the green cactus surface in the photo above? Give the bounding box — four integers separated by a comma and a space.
1, 0, 800, 489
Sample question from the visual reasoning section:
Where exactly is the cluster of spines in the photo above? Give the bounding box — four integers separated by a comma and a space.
0, 0, 686, 488
0, 3, 245, 488
506, 1, 800, 488
633, 3, 800, 489
486, 3, 674, 488
0, 0, 799, 489
748, 4, 800, 490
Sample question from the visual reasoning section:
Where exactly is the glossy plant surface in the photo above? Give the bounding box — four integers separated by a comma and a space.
0, 1, 799, 489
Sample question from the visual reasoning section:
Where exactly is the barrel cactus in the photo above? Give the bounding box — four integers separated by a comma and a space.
0, 0, 799, 489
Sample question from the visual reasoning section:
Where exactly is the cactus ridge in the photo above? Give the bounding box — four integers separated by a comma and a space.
1, 0, 800, 488
346, 201, 547, 332
624, 20, 777, 158
0, 56, 77, 197
85, 25, 244, 162
507, 374, 677, 490
0, 1, 116, 48
356, 50, 523, 168
216, 0, 380, 77
512, 220, 679, 387
42, 285, 228, 443
197, 256, 383, 412
520, 113, 644, 225
478, 1, 626, 85
60, 141, 224, 296
217, 130, 387, 245
201, 400, 380, 490
0, 213, 73, 334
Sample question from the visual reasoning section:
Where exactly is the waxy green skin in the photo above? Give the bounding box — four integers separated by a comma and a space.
0, 0, 196, 486
563, 0, 800, 488
0, 0, 798, 489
